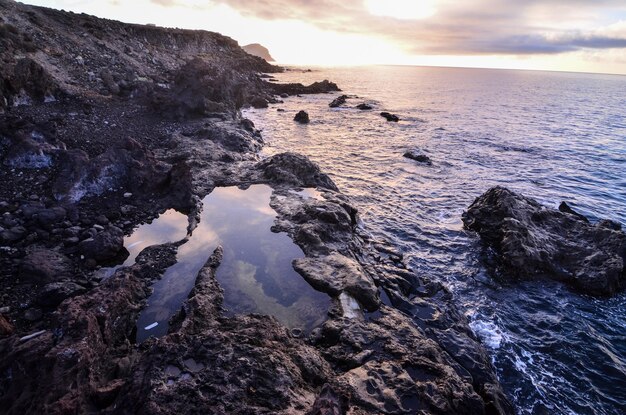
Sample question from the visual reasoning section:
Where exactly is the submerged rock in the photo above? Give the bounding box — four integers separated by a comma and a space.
403, 150, 432, 165
356, 103, 372, 110
294, 110, 310, 124
463, 186, 626, 296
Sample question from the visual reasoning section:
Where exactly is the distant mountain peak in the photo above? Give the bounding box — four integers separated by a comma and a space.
242, 43, 275, 62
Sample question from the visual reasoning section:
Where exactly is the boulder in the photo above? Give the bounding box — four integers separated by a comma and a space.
329, 95, 348, 108
257, 152, 338, 191
462, 186, 626, 296
380, 112, 399, 122
356, 103, 372, 110
20, 248, 73, 285
78, 226, 126, 262
294, 110, 310, 124
0, 315, 14, 336
403, 150, 432, 165
270, 80, 340, 96
293, 252, 379, 310
36, 281, 87, 308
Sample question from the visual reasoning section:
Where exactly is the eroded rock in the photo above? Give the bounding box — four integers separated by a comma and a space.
463, 186, 626, 296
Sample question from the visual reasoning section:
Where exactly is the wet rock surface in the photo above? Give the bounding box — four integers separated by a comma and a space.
403, 149, 432, 165
329, 95, 348, 108
463, 186, 626, 296
380, 112, 400, 122
0, 1, 513, 413
294, 109, 311, 123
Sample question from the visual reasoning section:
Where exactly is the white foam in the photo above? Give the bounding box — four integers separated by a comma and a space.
469, 318, 504, 349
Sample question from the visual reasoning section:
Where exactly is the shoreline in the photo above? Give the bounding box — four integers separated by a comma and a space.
0, 1, 513, 413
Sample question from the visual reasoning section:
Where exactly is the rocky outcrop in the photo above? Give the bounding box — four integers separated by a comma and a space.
242, 43, 275, 62
257, 152, 338, 191
270, 80, 341, 96
463, 186, 626, 296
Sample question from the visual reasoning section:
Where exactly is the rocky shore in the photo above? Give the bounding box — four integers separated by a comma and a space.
0, 1, 513, 413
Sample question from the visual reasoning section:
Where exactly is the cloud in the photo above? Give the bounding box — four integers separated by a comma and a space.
155, 0, 626, 56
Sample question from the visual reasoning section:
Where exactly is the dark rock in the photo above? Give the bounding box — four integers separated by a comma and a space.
293, 252, 380, 311
23, 308, 43, 321
257, 152, 338, 191
78, 226, 126, 262
329, 95, 348, 108
598, 219, 622, 231
307, 384, 346, 415
20, 248, 73, 285
249, 96, 268, 108
294, 110, 310, 124
270, 80, 340, 96
558, 202, 589, 223
99, 69, 120, 95
463, 186, 626, 296
36, 281, 87, 308
1, 226, 27, 243
356, 103, 372, 110
0, 315, 14, 336
36, 207, 67, 229
380, 112, 399, 122
403, 150, 432, 165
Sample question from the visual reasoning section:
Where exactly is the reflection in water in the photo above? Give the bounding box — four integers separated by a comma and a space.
96, 209, 188, 279
136, 184, 330, 342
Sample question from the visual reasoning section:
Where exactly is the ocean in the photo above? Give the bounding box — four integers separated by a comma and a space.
244, 65, 626, 415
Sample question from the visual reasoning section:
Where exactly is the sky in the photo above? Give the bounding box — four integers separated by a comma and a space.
19, 0, 626, 74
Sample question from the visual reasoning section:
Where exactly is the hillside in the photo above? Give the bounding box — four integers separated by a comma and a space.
243, 43, 276, 62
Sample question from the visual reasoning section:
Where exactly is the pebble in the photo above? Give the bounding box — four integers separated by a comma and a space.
123, 193, 133, 198
19, 330, 47, 343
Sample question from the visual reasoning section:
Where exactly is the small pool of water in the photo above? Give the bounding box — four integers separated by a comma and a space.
95, 209, 189, 279
136, 184, 330, 342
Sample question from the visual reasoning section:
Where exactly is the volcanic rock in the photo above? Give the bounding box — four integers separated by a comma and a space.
20, 248, 73, 285
329, 95, 348, 108
356, 103, 372, 110
293, 252, 379, 310
257, 152, 338, 191
78, 226, 126, 263
294, 110, 310, 124
380, 112, 400, 122
463, 186, 626, 296
403, 150, 432, 165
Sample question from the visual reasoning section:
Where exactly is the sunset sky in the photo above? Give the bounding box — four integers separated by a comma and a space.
21, 0, 626, 74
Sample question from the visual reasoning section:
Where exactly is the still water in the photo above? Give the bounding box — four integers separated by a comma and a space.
135, 184, 329, 343
244, 65, 626, 415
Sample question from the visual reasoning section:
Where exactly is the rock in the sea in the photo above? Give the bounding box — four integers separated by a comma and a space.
329, 95, 348, 108
462, 186, 626, 296
403, 150, 432, 165
356, 103, 372, 110
20, 248, 73, 285
380, 112, 399, 122
257, 152, 338, 191
78, 226, 126, 262
293, 252, 379, 311
294, 110, 310, 124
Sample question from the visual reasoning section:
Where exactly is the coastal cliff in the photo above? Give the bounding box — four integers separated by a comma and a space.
0, 1, 513, 413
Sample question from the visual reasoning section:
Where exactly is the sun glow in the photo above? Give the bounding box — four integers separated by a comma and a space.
364, 0, 437, 20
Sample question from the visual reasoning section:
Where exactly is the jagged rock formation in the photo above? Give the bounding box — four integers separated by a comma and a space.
242, 43, 275, 62
463, 186, 626, 296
